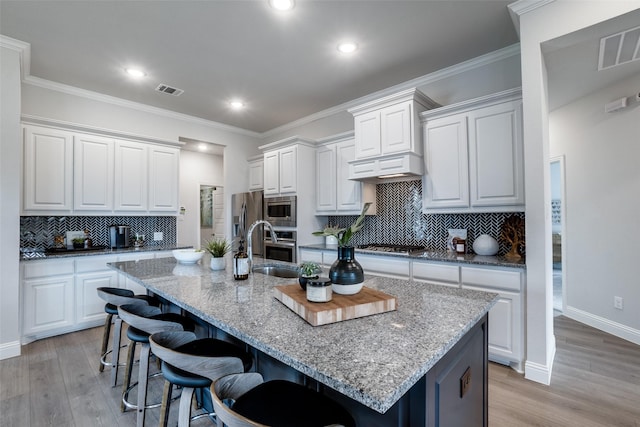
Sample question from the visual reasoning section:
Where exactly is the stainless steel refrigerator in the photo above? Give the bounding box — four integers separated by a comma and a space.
231, 191, 264, 256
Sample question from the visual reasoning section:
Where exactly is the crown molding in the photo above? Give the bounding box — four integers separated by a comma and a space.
23, 75, 261, 138
508, 0, 556, 36
0, 35, 31, 80
261, 43, 521, 138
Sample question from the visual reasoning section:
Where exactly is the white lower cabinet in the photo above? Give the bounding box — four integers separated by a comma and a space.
75, 255, 119, 327
299, 248, 325, 266
460, 266, 524, 371
21, 250, 178, 342
22, 259, 75, 338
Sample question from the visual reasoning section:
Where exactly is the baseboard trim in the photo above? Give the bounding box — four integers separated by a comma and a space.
524, 336, 556, 385
565, 306, 640, 345
0, 340, 21, 360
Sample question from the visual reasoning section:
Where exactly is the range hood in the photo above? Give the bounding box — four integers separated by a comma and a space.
347, 87, 440, 183
349, 152, 423, 183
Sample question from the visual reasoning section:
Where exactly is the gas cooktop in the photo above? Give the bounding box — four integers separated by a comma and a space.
357, 244, 425, 254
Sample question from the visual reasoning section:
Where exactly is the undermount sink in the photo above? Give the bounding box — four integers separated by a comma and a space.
252, 264, 299, 278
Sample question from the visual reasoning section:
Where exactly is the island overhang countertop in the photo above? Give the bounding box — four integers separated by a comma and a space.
108, 257, 498, 414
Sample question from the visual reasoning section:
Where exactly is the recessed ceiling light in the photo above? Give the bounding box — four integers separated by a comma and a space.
125, 68, 146, 78
229, 100, 245, 110
337, 42, 358, 54
269, 0, 295, 11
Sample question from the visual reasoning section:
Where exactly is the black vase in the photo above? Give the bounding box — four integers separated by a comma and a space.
329, 246, 364, 285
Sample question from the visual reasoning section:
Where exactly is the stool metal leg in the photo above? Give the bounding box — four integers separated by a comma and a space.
136, 343, 151, 427
110, 317, 124, 386
159, 380, 173, 427
99, 313, 113, 372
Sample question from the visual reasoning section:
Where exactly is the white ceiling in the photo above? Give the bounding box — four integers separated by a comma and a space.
0, 0, 519, 133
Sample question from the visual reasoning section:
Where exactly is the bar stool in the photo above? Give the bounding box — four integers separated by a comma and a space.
211, 373, 356, 427
97, 287, 157, 387
149, 331, 254, 427
118, 303, 196, 427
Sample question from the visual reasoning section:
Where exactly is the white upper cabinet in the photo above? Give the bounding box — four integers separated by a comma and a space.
315, 133, 376, 215
348, 88, 439, 181
148, 145, 180, 212
114, 140, 148, 211
22, 122, 180, 215
263, 144, 299, 196
74, 134, 114, 211
23, 125, 74, 211
421, 89, 524, 213
248, 157, 264, 191
423, 113, 469, 209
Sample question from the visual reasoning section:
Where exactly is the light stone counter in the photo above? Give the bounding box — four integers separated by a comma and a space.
108, 257, 497, 415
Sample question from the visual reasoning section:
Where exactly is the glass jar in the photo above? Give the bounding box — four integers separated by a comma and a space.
306, 278, 332, 303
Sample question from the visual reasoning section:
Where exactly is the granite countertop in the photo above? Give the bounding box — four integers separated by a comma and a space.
107, 256, 498, 414
299, 243, 526, 269
20, 244, 192, 261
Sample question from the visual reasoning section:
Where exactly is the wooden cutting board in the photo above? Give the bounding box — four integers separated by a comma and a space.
273, 284, 397, 326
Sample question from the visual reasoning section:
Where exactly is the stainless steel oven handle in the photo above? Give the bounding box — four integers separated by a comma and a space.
264, 241, 296, 248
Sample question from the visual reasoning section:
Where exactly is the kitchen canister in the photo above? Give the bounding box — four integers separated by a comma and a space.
472, 234, 499, 256
306, 277, 332, 303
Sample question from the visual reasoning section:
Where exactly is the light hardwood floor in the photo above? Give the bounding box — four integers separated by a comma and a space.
1, 316, 639, 426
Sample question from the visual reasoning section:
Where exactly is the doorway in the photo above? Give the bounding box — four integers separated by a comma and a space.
550, 156, 566, 315
199, 185, 225, 247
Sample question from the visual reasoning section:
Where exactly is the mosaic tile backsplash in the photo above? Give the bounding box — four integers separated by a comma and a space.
327, 180, 525, 255
20, 216, 177, 250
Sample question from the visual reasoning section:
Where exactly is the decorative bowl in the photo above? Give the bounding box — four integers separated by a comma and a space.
172, 249, 204, 264
331, 282, 363, 295
472, 234, 499, 256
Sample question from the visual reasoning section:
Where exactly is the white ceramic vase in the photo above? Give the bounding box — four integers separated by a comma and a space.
472, 234, 499, 256
210, 256, 226, 270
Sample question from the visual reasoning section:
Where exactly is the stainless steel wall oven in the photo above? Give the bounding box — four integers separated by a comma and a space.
264, 229, 296, 264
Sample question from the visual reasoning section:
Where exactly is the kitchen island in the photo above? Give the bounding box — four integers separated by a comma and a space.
108, 257, 498, 426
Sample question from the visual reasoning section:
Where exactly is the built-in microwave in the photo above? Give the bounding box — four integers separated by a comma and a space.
264, 196, 296, 227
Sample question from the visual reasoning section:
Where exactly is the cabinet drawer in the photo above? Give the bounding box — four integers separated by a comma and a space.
412, 261, 459, 285
23, 259, 74, 279
460, 266, 521, 292
357, 254, 410, 278
76, 255, 118, 273
299, 249, 324, 265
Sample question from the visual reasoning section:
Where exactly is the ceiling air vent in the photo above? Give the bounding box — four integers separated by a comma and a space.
598, 25, 640, 70
155, 84, 184, 96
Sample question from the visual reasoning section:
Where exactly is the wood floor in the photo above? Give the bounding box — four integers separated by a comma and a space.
1, 316, 638, 426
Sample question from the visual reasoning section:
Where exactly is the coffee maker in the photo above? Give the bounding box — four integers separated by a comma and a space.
109, 225, 131, 249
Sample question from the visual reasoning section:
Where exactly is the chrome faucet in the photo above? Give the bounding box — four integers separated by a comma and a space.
247, 220, 277, 271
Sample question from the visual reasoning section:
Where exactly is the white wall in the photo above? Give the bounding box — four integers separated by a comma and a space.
0, 43, 23, 359
515, 0, 640, 384
178, 150, 224, 247
550, 74, 640, 339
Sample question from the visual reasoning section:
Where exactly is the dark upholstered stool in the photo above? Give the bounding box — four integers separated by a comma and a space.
97, 287, 157, 387
118, 304, 195, 427
212, 373, 355, 427
150, 331, 254, 427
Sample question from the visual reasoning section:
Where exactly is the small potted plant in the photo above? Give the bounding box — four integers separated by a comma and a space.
205, 238, 231, 270
72, 237, 85, 249
298, 261, 321, 291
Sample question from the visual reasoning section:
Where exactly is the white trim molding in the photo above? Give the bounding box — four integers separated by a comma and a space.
508, 0, 556, 36
565, 306, 640, 346
0, 340, 21, 361
524, 337, 556, 385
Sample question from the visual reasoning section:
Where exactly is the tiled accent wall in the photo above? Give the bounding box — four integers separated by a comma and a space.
20, 216, 177, 250
327, 180, 525, 255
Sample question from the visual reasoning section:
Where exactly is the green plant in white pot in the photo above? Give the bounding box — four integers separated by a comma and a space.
205, 238, 231, 270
